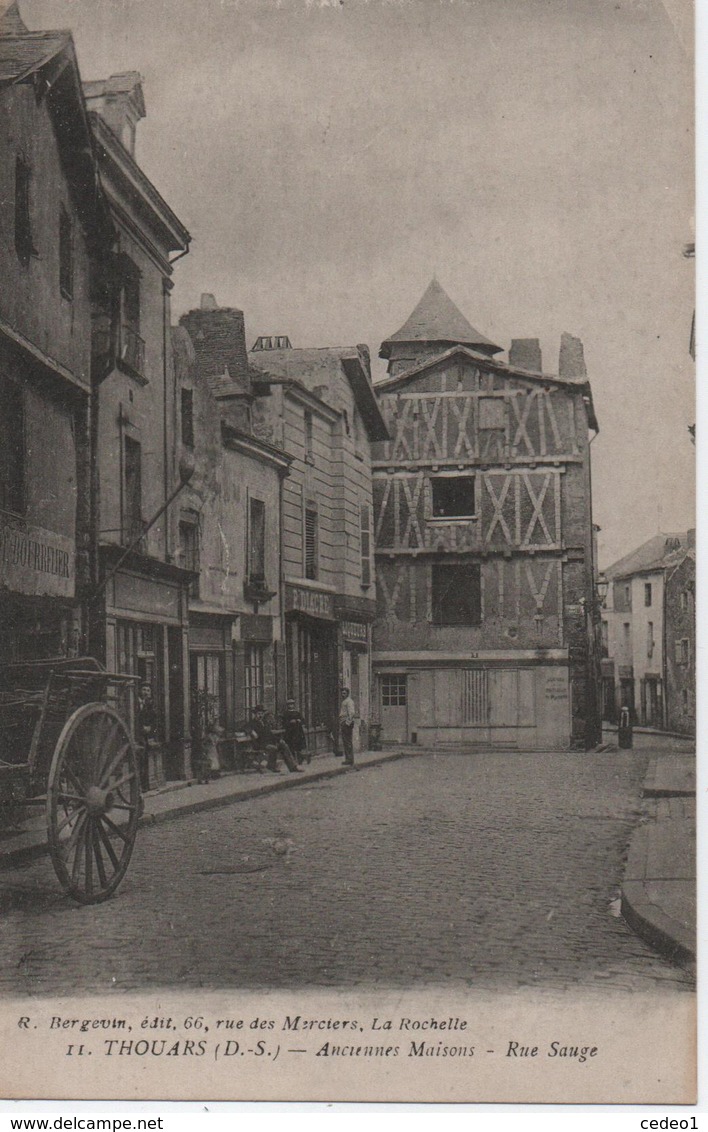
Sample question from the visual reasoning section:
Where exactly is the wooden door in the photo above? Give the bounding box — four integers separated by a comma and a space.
380, 674, 408, 742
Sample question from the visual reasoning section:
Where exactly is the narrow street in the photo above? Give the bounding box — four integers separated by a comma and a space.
0, 748, 693, 997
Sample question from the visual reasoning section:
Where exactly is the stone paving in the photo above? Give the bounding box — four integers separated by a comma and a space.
0, 749, 694, 997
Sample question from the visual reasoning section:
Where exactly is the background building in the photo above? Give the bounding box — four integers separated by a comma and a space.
602, 531, 693, 732
371, 280, 601, 750
249, 337, 388, 754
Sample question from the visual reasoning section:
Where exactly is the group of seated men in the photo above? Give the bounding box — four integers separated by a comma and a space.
248, 699, 308, 774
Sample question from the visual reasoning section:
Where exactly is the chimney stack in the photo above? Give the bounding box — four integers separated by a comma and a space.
558, 333, 587, 380
179, 299, 251, 400
83, 72, 146, 156
509, 338, 542, 372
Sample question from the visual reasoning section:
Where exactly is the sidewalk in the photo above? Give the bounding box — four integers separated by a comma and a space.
621, 749, 696, 969
0, 746, 421, 872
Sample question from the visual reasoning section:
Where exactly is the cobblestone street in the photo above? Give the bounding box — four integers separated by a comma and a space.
0, 749, 694, 996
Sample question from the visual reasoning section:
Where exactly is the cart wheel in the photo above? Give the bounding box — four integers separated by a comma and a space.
47, 703, 141, 904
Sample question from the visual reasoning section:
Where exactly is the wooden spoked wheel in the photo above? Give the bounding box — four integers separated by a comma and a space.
47, 703, 140, 904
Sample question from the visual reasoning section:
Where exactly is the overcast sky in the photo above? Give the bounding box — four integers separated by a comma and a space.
26, 0, 695, 566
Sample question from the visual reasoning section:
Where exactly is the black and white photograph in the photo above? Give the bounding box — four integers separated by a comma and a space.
0, 0, 696, 1105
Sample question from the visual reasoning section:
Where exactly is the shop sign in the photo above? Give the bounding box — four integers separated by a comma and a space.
0, 515, 74, 599
285, 584, 335, 620
341, 620, 367, 643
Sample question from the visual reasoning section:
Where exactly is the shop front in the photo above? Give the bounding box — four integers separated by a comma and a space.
284, 583, 338, 755
99, 549, 192, 786
337, 613, 372, 753
0, 513, 78, 661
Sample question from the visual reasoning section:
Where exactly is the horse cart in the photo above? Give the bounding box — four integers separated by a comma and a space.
0, 657, 141, 904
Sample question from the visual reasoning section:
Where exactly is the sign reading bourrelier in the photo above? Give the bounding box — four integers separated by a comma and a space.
0, 516, 74, 599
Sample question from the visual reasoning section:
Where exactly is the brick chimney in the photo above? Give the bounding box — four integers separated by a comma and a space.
558, 333, 587, 379
509, 338, 542, 372
179, 295, 252, 404
83, 72, 146, 157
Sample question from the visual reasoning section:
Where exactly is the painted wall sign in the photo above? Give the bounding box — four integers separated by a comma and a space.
342, 620, 368, 643
285, 584, 336, 620
0, 516, 74, 598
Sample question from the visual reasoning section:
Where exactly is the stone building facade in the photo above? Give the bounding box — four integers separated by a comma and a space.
173, 299, 291, 750
84, 72, 193, 783
664, 544, 695, 737
249, 339, 388, 753
371, 280, 601, 750
0, 6, 112, 661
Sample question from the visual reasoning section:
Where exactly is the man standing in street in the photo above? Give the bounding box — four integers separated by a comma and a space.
339, 686, 357, 767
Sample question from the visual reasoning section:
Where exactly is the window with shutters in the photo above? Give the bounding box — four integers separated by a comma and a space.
360, 502, 371, 587
59, 205, 73, 300
181, 388, 194, 447
15, 156, 33, 266
249, 498, 266, 583
0, 375, 25, 515
432, 563, 482, 625
304, 505, 318, 580
123, 436, 143, 544
304, 410, 314, 464
179, 517, 200, 597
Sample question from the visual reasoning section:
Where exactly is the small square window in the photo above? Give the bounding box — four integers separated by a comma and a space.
381, 675, 407, 706
431, 476, 475, 519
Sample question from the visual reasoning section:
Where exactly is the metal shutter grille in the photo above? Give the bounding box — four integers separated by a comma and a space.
462, 669, 489, 725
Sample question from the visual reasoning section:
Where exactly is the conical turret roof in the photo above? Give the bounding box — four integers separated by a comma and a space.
380, 278, 501, 359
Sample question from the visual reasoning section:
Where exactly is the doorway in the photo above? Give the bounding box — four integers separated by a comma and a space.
380, 673, 408, 742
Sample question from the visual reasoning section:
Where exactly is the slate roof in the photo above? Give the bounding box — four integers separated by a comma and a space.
605, 533, 688, 580
380, 278, 502, 359
0, 27, 71, 84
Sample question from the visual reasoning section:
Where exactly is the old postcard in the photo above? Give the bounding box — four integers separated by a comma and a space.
0, 0, 695, 1105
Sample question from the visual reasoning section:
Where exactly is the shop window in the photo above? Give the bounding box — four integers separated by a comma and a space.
244, 643, 265, 716
360, 502, 371, 587
115, 620, 164, 740
179, 518, 200, 597
123, 436, 143, 544
431, 476, 476, 519
381, 674, 407, 706
305, 505, 318, 580
249, 497, 266, 583
304, 410, 314, 464
644, 582, 652, 607
0, 375, 24, 514
181, 388, 194, 448
432, 563, 481, 625
190, 653, 225, 735
59, 205, 73, 300
14, 156, 33, 266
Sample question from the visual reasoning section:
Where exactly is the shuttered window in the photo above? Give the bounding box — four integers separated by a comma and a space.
462, 669, 489, 724
0, 375, 24, 514
360, 502, 371, 587
249, 498, 266, 583
305, 506, 318, 580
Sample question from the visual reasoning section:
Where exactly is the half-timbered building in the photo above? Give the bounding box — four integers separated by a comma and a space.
371, 279, 601, 750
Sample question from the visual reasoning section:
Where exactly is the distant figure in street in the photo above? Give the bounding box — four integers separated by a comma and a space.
136, 681, 157, 791
282, 699, 308, 765
339, 687, 357, 767
249, 704, 302, 774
